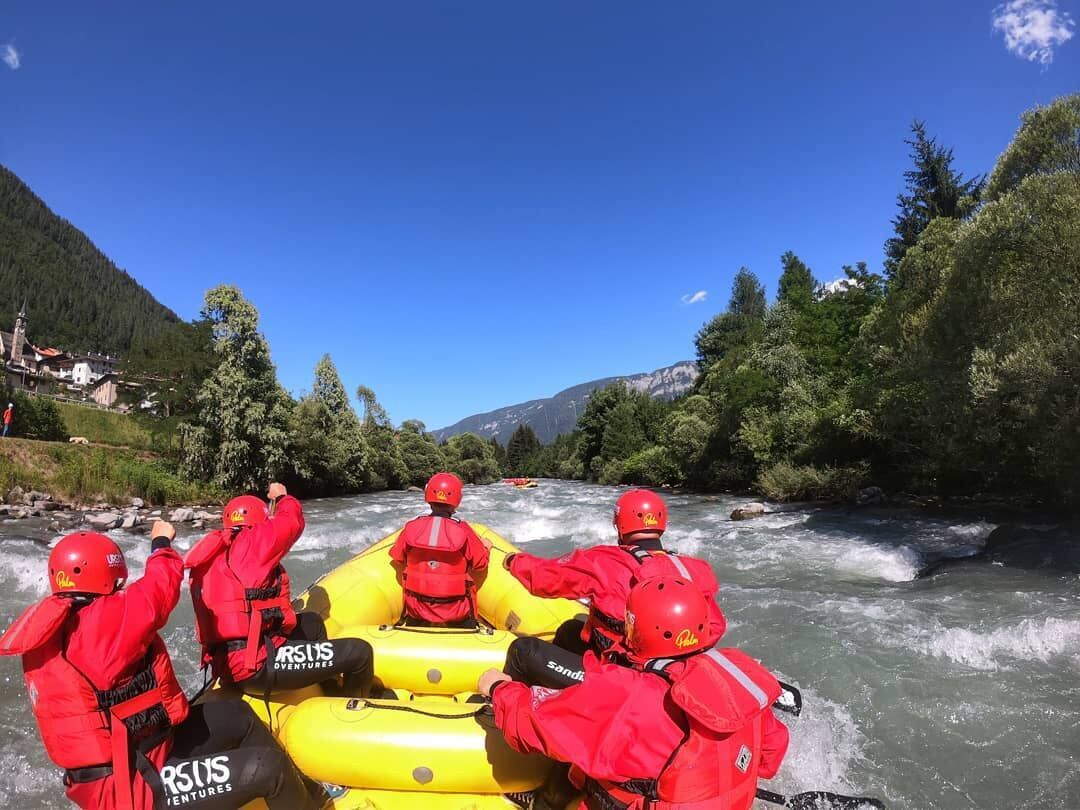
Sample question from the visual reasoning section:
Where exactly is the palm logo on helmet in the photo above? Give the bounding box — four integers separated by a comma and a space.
613, 489, 668, 540
674, 628, 700, 649
223, 495, 269, 531
54, 571, 76, 590
624, 575, 710, 661
47, 532, 128, 596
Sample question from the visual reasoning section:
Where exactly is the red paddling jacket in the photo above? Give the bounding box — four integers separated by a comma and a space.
389, 514, 490, 624
186, 495, 305, 682
509, 540, 726, 651
0, 548, 188, 810
493, 647, 789, 810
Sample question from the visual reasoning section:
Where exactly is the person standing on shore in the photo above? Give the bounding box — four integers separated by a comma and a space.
0, 524, 327, 809
3, 402, 13, 437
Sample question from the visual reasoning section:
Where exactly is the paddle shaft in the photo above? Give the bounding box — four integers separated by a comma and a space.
757, 787, 887, 810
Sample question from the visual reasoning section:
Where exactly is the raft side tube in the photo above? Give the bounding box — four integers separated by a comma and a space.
294, 526, 583, 639
343, 623, 514, 696
278, 696, 552, 793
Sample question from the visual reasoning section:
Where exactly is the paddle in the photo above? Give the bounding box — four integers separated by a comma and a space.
775, 681, 802, 716
756, 787, 886, 810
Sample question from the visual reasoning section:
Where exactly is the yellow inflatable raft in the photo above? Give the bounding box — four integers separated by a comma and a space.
237, 524, 584, 810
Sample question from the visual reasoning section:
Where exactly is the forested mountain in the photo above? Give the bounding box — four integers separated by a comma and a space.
0, 165, 178, 354
433, 361, 698, 444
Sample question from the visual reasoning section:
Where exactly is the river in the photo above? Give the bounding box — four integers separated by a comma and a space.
1, 480, 1078, 809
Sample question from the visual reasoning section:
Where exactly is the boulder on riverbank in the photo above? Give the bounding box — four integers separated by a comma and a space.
86, 512, 121, 530
730, 502, 767, 521
857, 486, 886, 505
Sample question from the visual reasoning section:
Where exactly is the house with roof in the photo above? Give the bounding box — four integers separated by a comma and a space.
2, 304, 122, 402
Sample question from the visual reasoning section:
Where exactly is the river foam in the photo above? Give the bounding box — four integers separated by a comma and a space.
914, 617, 1080, 671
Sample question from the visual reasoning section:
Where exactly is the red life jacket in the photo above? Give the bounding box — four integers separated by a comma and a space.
0, 595, 188, 810
586, 546, 702, 652
399, 515, 472, 601
187, 529, 297, 675
578, 646, 782, 810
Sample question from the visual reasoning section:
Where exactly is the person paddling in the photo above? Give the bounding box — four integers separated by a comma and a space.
389, 472, 491, 628
479, 575, 790, 810
0, 526, 326, 809
502, 489, 725, 687
186, 482, 374, 697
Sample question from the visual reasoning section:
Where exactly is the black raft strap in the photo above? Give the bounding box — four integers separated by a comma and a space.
404, 590, 469, 605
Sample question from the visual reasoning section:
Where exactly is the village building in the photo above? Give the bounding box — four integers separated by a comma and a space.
1, 304, 123, 405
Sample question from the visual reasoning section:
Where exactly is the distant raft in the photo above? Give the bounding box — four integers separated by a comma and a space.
230, 524, 583, 810
503, 478, 539, 489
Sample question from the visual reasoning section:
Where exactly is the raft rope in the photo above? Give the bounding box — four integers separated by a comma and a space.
346, 697, 491, 720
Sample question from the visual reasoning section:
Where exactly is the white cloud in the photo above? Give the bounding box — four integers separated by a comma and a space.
821, 278, 854, 296
992, 0, 1075, 65
680, 290, 708, 305
2, 44, 20, 70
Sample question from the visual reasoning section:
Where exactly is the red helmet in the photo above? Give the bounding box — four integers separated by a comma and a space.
48, 532, 127, 596
613, 489, 667, 540
625, 576, 710, 661
425, 472, 463, 509
223, 495, 269, 530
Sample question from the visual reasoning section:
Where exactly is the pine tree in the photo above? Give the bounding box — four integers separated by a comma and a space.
488, 436, 507, 475
694, 268, 767, 368
730, 267, 767, 319
776, 252, 816, 312
180, 285, 292, 491
884, 122, 982, 278
505, 423, 541, 475
289, 355, 369, 493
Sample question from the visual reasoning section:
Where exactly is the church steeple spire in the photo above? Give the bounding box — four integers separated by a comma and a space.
11, 301, 28, 366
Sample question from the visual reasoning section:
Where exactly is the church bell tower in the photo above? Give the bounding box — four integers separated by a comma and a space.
11, 301, 28, 366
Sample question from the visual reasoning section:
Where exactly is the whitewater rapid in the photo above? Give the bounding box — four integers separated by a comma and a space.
1, 480, 1077, 808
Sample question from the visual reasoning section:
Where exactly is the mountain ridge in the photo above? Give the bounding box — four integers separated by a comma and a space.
0, 164, 178, 355
433, 361, 699, 445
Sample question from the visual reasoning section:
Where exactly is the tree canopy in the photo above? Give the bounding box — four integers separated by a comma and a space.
518, 95, 1080, 507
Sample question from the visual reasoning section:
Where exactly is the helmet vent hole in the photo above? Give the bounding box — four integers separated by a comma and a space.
663, 631, 672, 639
657, 582, 665, 591
73, 566, 81, 574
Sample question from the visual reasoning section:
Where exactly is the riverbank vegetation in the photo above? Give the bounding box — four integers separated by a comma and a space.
506, 95, 1080, 507
0, 439, 220, 505
172, 284, 503, 497
33, 94, 1074, 508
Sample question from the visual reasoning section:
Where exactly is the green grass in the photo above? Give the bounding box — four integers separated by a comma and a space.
55, 401, 180, 452
0, 439, 222, 506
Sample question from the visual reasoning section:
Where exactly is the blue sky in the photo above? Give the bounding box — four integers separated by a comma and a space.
1, 2, 1077, 429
